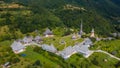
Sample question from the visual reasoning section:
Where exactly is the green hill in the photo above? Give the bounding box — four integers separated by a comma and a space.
0, 0, 120, 41
0, 0, 120, 68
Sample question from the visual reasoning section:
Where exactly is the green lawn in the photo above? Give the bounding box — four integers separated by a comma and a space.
90, 39, 120, 57
88, 52, 119, 68
12, 45, 119, 68
11, 46, 60, 68
0, 38, 120, 68
43, 35, 83, 50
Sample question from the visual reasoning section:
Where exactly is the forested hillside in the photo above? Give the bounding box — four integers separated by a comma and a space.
111, 0, 120, 6
0, 0, 120, 41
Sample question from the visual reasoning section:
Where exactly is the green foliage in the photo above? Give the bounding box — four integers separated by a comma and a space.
21, 46, 119, 68
91, 40, 120, 58
89, 53, 118, 68
33, 60, 42, 67
90, 37, 96, 43
0, 1, 120, 67
115, 61, 120, 68
0, 40, 120, 68
0, 0, 119, 41
0, 41, 19, 64
11, 57, 20, 63
43, 35, 83, 50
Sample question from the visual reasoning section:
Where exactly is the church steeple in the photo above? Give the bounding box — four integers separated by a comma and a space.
79, 20, 83, 35
90, 28, 95, 38
91, 28, 94, 33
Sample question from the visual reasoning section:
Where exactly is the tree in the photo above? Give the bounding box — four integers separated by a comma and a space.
33, 60, 42, 66
11, 57, 20, 63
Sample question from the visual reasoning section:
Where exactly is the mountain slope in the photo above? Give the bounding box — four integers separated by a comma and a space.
0, 0, 120, 41
111, 0, 120, 6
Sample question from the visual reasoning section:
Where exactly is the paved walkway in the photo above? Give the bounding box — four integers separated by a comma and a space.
93, 50, 120, 61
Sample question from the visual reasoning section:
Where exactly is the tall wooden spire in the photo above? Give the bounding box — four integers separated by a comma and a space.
79, 20, 83, 35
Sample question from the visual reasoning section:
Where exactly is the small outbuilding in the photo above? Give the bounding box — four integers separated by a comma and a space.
43, 28, 54, 37
22, 36, 33, 44
34, 36, 43, 43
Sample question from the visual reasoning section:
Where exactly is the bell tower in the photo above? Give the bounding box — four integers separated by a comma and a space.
90, 28, 95, 38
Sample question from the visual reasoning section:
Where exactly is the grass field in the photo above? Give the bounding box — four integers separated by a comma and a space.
10, 46, 119, 68
90, 39, 120, 57
0, 38, 120, 68
43, 35, 83, 50
11, 46, 60, 68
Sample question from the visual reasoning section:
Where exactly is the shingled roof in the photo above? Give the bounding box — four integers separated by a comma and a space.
41, 44, 57, 53
43, 28, 53, 35
11, 41, 25, 52
83, 38, 92, 45
58, 46, 76, 59
22, 36, 33, 43
34, 36, 42, 40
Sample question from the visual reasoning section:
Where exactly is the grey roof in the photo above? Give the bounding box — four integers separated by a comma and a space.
57, 38, 93, 59
83, 38, 92, 45
118, 33, 120, 37
44, 28, 53, 35
102, 37, 114, 40
11, 41, 25, 51
4, 62, 10, 67
111, 33, 120, 37
72, 34, 77, 39
41, 44, 57, 53
59, 46, 76, 59
23, 36, 33, 43
107, 37, 114, 40
112, 33, 117, 37
74, 45, 89, 53
96, 37, 101, 41
34, 36, 42, 40
16, 39, 22, 42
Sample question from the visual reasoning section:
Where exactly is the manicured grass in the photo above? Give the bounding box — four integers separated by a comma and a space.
88, 52, 119, 68
0, 39, 120, 68
90, 39, 120, 57
20, 46, 60, 68
43, 35, 83, 50
18, 46, 119, 68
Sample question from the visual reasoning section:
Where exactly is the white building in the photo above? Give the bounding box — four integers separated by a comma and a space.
58, 38, 93, 59
41, 44, 57, 53
83, 38, 93, 45
58, 46, 76, 59
11, 41, 25, 54
34, 36, 43, 43
72, 33, 77, 40
73, 43, 93, 58
22, 36, 33, 45
43, 28, 54, 37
